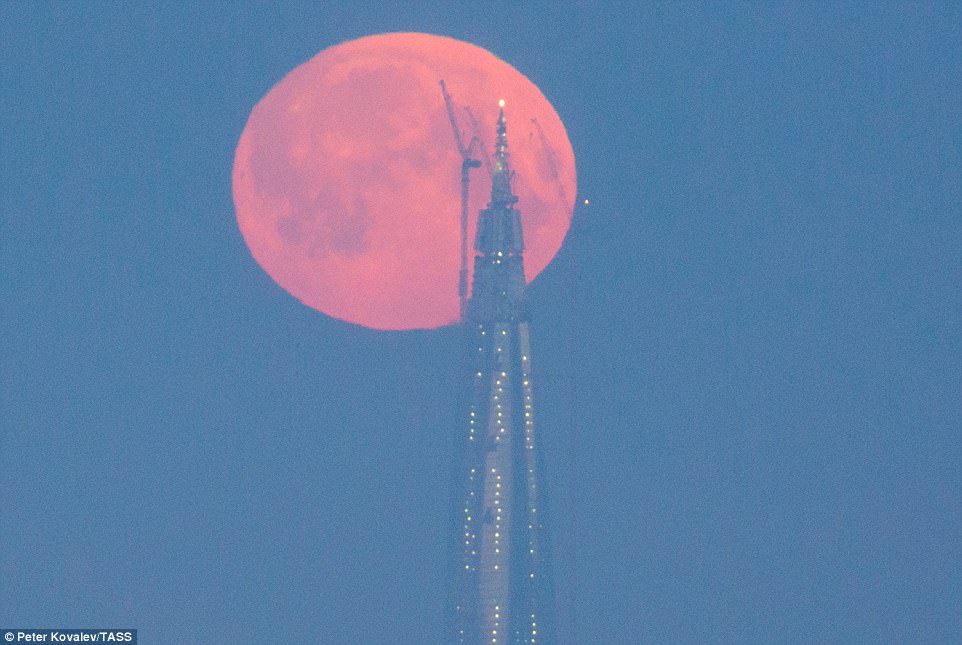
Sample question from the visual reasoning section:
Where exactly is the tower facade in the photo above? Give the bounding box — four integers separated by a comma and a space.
450, 106, 555, 645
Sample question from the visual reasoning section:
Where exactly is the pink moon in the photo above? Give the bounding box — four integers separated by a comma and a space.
232, 32, 576, 330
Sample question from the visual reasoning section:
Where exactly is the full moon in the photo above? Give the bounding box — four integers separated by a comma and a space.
232, 33, 576, 330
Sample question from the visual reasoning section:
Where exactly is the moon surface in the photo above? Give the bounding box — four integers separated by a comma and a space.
232, 33, 576, 330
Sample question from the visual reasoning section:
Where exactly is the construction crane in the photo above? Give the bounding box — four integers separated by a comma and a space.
531, 117, 570, 219
463, 106, 494, 179
439, 79, 483, 321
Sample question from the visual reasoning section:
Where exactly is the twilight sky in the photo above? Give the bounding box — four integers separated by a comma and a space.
2, 2, 960, 643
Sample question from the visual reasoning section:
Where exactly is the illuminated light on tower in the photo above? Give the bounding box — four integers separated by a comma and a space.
449, 102, 555, 645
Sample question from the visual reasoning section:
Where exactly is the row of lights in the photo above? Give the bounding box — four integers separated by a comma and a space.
520, 340, 541, 644
461, 322, 545, 644
488, 328, 509, 644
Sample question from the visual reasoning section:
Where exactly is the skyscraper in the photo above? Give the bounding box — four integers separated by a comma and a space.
450, 104, 555, 645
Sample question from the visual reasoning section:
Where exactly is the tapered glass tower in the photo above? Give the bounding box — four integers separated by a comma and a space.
450, 104, 555, 645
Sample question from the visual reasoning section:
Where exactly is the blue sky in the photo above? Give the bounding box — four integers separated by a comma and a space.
2, 2, 960, 643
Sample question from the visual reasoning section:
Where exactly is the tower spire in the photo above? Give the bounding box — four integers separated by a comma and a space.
469, 101, 526, 323
490, 101, 515, 207
450, 101, 555, 645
